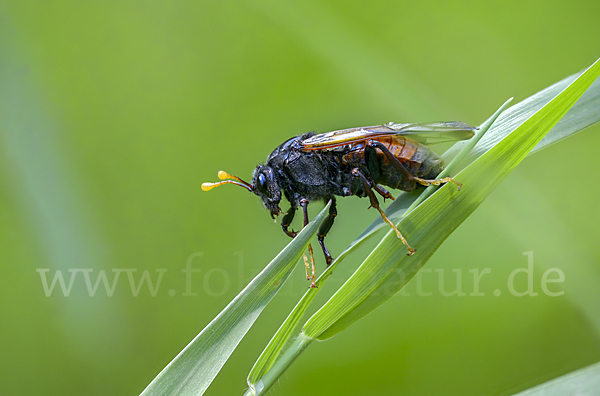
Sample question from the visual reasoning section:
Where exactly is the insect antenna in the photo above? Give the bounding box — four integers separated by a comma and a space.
201, 170, 253, 192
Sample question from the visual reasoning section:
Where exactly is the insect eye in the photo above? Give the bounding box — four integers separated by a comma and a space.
257, 173, 269, 195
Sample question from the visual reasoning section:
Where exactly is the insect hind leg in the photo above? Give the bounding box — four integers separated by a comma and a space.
352, 168, 415, 255
366, 139, 461, 191
413, 176, 462, 191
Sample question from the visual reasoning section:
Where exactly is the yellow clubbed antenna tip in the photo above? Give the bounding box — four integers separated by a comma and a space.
218, 170, 249, 185
201, 182, 219, 191
201, 173, 253, 191
218, 170, 231, 180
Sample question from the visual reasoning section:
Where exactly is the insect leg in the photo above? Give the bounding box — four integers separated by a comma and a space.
373, 184, 395, 201
413, 176, 462, 191
300, 198, 317, 288
363, 142, 395, 201
367, 140, 414, 179
317, 198, 337, 266
352, 168, 416, 255
281, 206, 298, 238
367, 139, 461, 190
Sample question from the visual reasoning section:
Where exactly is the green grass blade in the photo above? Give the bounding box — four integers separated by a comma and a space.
139, 203, 330, 396
512, 361, 600, 395
338, 69, 600, 252
303, 58, 600, 340
444, 69, 600, 164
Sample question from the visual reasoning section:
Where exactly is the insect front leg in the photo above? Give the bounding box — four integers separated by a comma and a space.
366, 139, 461, 190
352, 168, 416, 255
317, 198, 337, 266
281, 206, 298, 238
299, 198, 317, 288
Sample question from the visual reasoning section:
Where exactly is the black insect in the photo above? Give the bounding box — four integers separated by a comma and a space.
202, 121, 476, 286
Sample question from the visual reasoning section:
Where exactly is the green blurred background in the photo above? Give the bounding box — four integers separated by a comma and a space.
1, 1, 599, 395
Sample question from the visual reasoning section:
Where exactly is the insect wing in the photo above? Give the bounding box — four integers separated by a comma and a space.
392, 121, 477, 145
300, 121, 476, 150
299, 126, 392, 150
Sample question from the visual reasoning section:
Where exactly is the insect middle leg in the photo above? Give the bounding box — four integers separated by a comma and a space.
317, 198, 337, 266
352, 168, 416, 255
366, 139, 462, 190
373, 184, 395, 201
363, 141, 396, 201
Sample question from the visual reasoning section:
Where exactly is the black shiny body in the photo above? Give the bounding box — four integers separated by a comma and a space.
204, 121, 474, 274
263, 132, 443, 209
251, 132, 446, 266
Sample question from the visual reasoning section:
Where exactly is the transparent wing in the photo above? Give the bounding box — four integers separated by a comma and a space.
300, 121, 476, 150
390, 121, 477, 144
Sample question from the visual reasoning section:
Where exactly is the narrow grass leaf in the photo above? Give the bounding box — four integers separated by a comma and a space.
140, 203, 330, 396
303, 58, 600, 340
352, 70, 600, 250
445, 70, 600, 164
512, 361, 600, 396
